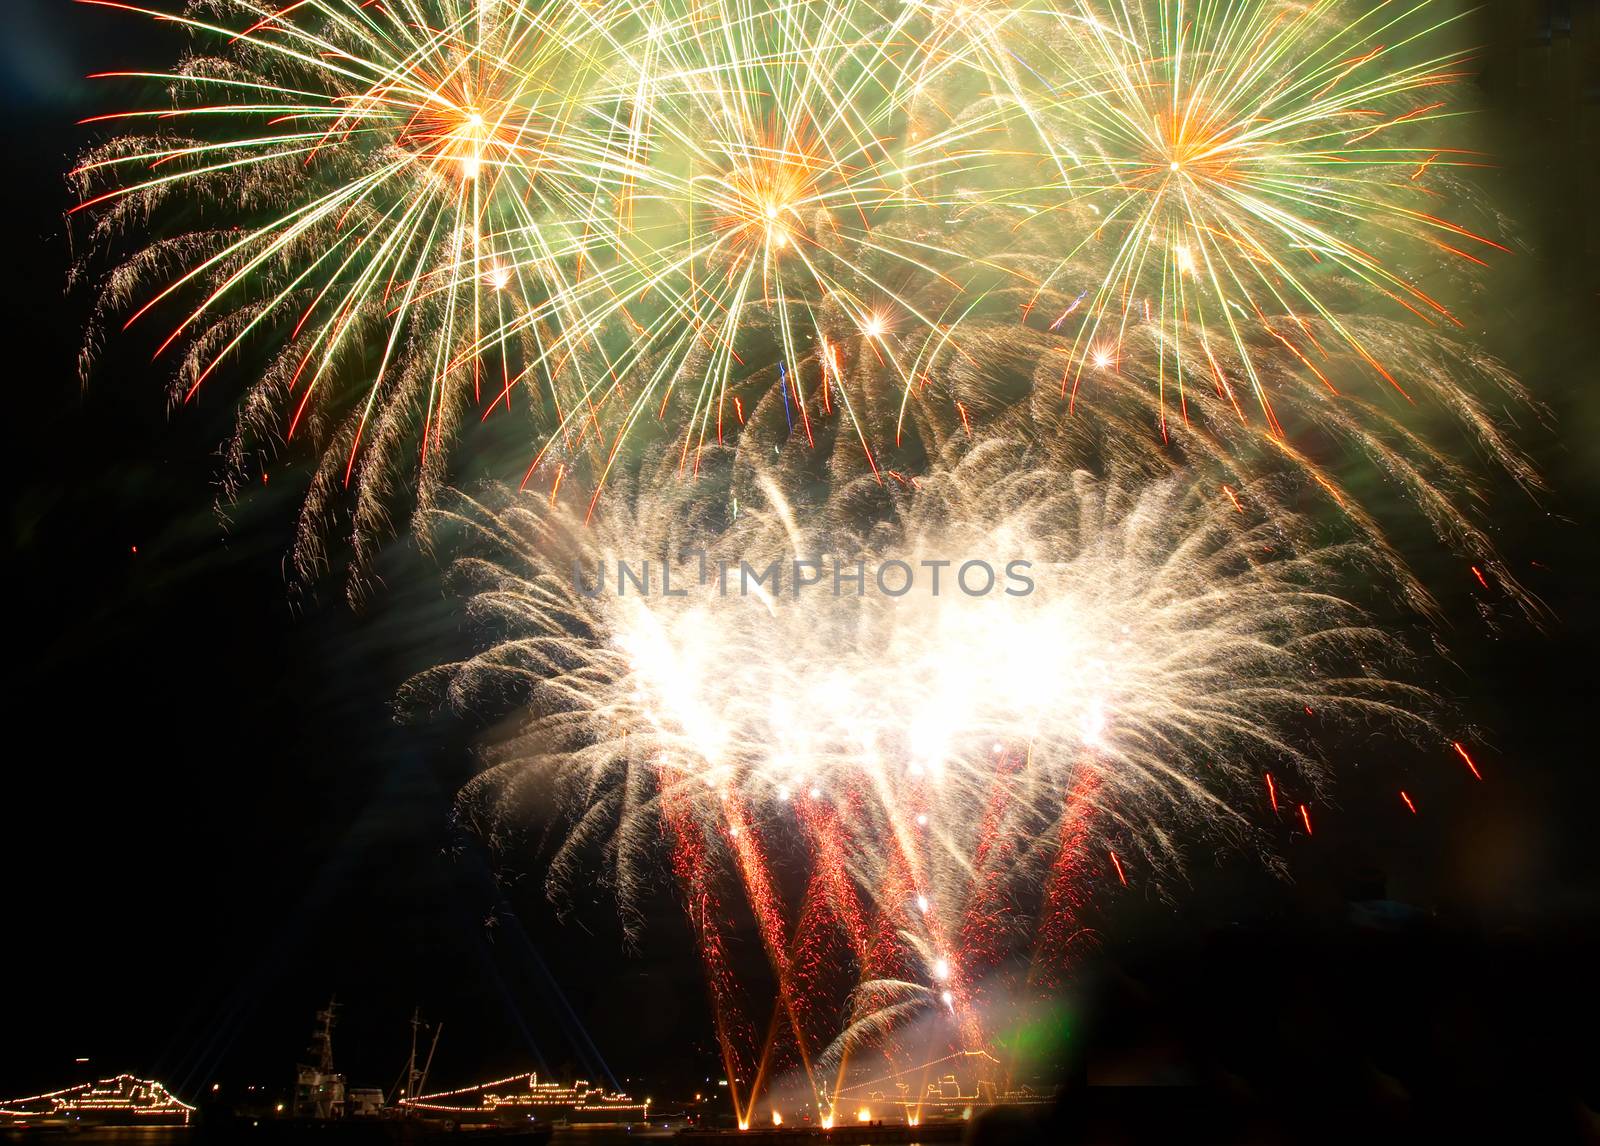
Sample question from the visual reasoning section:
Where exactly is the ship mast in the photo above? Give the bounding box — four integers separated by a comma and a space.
293, 998, 345, 1119
395, 1008, 442, 1114
313, 999, 337, 1076
419, 1020, 442, 1099
406, 1010, 419, 1104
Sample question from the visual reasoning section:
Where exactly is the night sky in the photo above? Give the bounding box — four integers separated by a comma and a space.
5, 0, 1598, 1120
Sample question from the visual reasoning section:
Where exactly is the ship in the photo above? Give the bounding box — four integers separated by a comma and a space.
207, 1002, 551, 1146
674, 1049, 1048, 1142
400, 1073, 651, 1128
0, 1074, 195, 1132
823, 1049, 1054, 1121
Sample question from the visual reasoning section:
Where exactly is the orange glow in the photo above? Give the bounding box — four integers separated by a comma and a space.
707, 120, 830, 258
390, 49, 539, 189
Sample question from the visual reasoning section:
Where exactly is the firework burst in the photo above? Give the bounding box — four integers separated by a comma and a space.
74, 0, 664, 575
410, 440, 1441, 1117
1026, 0, 1507, 409
74, 0, 1538, 609
68, 0, 1546, 1124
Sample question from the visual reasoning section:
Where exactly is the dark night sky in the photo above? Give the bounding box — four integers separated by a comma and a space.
4, 0, 1598, 1117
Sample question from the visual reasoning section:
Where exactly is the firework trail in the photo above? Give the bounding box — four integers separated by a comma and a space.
409, 440, 1442, 1116
73, 0, 1540, 610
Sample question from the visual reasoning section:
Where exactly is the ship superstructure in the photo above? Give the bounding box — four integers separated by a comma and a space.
219, 1005, 550, 1146
292, 999, 348, 1119
0, 1074, 195, 1127
402, 1074, 650, 1126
